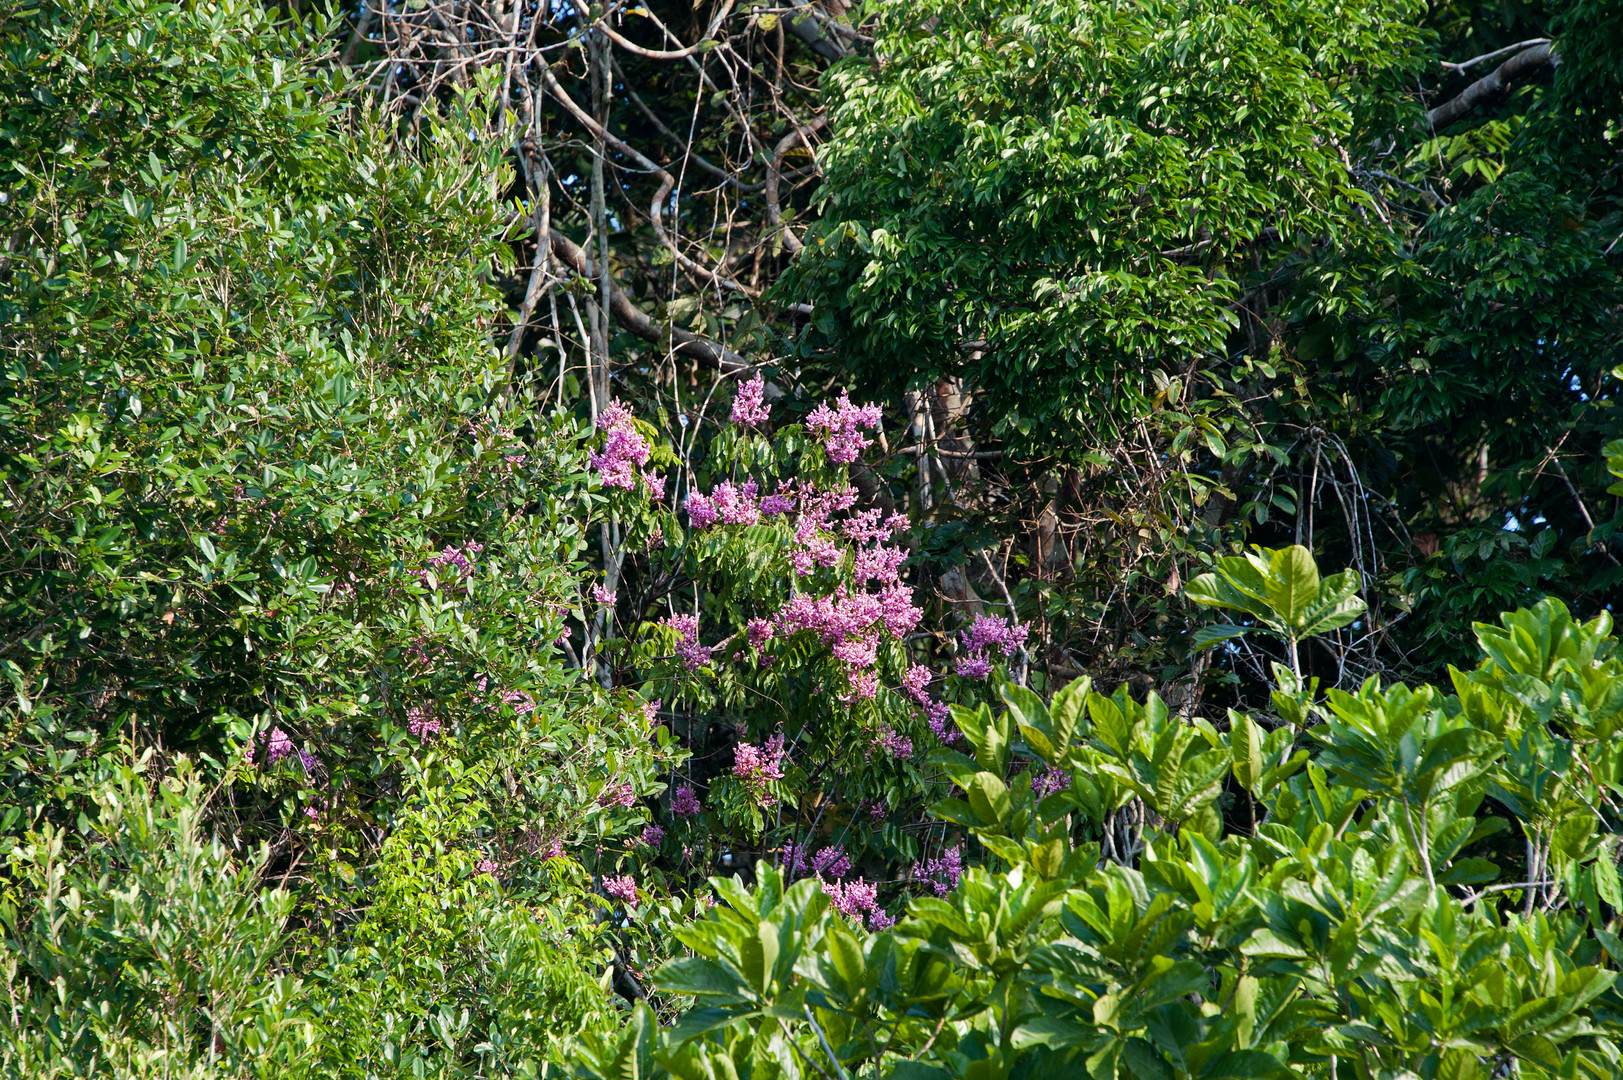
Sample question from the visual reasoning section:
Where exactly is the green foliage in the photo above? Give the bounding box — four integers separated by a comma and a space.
0, 1, 665, 1075
2, 0, 1621, 1074
1, 753, 315, 1077
1186, 544, 1367, 670
598, 548, 1623, 1080
787, 0, 1426, 442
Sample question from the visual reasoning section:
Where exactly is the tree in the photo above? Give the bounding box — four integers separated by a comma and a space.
575, 550, 1623, 1080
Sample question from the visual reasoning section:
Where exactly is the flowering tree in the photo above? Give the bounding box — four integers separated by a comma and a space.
575, 378, 1030, 962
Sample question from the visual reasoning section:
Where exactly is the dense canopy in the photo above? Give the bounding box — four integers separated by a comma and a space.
1, 0, 1620, 1077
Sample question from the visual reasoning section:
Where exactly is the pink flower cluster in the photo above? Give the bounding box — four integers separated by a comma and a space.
413, 542, 484, 588
912, 846, 963, 896
776, 585, 922, 700
731, 373, 771, 426
746, 618, 775, 649
902, 664, 933, 702
732, 733, 786, 805
671, 785, 703, 817
665, 613, 714, 671
603, 874, 638, 905
957, 616, 1029, 679
500, 689, 536, 716
807, 392, 882, 465
406, 706, 441, 741
247, 726, 295, 766
759, 492, 796, 516
783, 841, 851, 881
877, 727, 914, 760
589, 400, 652, 490
641, 824, 665, 847
477, 859, 500, 877
592, 583, 617, 606
900, 665, 958, 746
599, 781, 637, 809
686, 480, 762, 530
824, 878, 893, 930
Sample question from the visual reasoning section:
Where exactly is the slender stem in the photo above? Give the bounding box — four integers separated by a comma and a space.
1401, 796, 1435, 892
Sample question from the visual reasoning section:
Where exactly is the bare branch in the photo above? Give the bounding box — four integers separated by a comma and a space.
538, 59, 758, 297
548, 230, 753, 373
1427, 43, 1557, 129
1441, 38, 1550, 73
766, 115, 826, 255
593, 0, 737, 60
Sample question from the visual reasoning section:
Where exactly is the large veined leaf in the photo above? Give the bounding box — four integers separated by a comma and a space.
1187, 545, 1366, 647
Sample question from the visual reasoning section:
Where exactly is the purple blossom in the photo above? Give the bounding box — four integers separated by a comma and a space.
811, 845, 852, 880
867, 907, 895, 931
840, 669, 880, 702
956, 654, 994, 680
599, 781, 637, 809
747, 618, 775, 649
731, 373, 771, 426
406, 707, 441, 741
807, 393, 883, 465
824, 877, 886, 927
592, 584, 617, 606
853, 545, 907, 583
902, 664, 934, 705
413, 542, 485, 588
665, 613, 714, 671
957, 615, 1029, 678
925, 701, 961, 746
733, 734, 787, 805
640, 824, 666, 847
912, 846, 963, 896
641, 699, 662, 727
671, 785, 703, 817
500, 688, 537, 716
781, 841, 810, 878
477, 859, 500, 877
1032, 766, 1069, 798
642, 470, 667, 501
961, 615, 1030, 658
711, 480, 761, 525
603, 874, 638, 905
841, 509, 908, 545
304, 805, 321, 821
790, 519, 842, 576
542, 838, 564, 859
877, 727, 914, 760
589, 400, 652, 490
685, 490, 720, 530
759, 493, 796, 517
774, 586, 922, 672
264, 727, 294, 765
831, 634, 879, 671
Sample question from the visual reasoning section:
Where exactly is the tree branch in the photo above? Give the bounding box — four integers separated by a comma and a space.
1441, 38, 1550, 73
1427, 43, 1557, 129
538, 59, 757, 298
786, 0, 848, 62
593, 0, 737, 60
548, 230, 753, 373
766, 115, 826, 255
